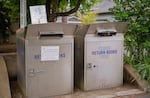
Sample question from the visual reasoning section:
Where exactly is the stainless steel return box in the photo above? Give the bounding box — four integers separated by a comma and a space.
16, 23, 77, 98
75, 22, 128, 91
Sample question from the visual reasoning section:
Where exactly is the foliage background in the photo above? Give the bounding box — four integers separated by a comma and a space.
0, 0, 11, 43
4, 0, 102, 23
110, 0, 150, 90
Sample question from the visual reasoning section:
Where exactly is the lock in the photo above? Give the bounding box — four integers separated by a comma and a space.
28, 69, 46, 77
87, 63, 92, 69
87, 63, 97, 69
28, 69, 35, 77
36, 69, 46, 73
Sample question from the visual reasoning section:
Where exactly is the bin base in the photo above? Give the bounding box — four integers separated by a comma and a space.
11, 81, 149, 98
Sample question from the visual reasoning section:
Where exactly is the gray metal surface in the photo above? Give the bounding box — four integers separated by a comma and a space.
75, 22, 128, 91
16, 23, 77, 98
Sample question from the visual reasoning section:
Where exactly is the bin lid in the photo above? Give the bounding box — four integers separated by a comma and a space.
86, 22, 129, 35
25, 23, 77, 39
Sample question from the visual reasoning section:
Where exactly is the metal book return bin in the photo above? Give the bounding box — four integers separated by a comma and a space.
16, 23, 77, 98
74, 22, 128, 91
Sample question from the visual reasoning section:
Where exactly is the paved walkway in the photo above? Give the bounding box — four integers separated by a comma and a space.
0, 56, 11, 98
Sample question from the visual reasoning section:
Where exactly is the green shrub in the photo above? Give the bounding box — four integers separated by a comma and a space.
110, 0, 150, 90
0, 0, 11, 43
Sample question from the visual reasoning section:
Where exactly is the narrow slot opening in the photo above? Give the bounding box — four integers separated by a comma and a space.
96, 28, 117, 36
39, 31, 64, 38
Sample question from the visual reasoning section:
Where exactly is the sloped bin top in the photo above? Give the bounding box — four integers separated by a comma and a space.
18, 23, 77, 39
86, 22, 129, 34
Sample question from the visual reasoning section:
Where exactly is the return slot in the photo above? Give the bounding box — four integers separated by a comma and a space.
96, 28, 117, 36
39, 31, 64, 38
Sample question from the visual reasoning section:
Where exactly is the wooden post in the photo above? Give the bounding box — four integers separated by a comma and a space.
124, 64, 148, 92
0, 56, 11, 98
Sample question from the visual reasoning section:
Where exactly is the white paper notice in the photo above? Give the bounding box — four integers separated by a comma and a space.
41, 46, 59, 61
30, 5, 47, 24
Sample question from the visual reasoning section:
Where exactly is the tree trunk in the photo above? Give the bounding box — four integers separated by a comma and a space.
46, 0, 51, 22
46, 0, 83, 22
